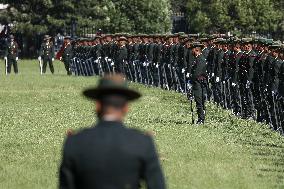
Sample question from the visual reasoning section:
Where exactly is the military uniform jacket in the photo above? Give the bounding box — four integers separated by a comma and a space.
39, 42, 55, 59
191, 54, 207, 82
5, 41, 19, 59
238, 50, 256, 82
278, 61, 284, 96
59, 120, 165, 189
253, 51, 266, 83
115, 46, 128, 73
229, 51, 243, 83
221, 50, 231, 81
62, 44, 74, 62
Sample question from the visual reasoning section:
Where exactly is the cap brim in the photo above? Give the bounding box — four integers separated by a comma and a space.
83, 88, 141, 101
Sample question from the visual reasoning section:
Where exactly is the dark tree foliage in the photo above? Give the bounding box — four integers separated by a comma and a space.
0, 0, 171, 35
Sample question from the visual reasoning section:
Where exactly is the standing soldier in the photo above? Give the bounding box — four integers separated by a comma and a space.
114, 37, 128, 74
38, 35, 55, 74
61, 37, 73, 75
4, 35, 19, 74
190, 42, 208, 124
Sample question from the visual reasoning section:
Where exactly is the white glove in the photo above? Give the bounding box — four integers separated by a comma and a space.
216, 77, 220, 83
143, 62, 146, 66
16, 57, 19, 61
187, 82, 193, 89
222, 80, 226, 84
38, 57, 41, 61
111, 62, 114, 66
186, 73, 190, 78
108, 58, 112, 62
52, 58, 55, 62
211, 73, 215, 77
94, 59, 99, 63
232, 83, 236, 87
156, 64, 159, 68
4, 57, 7, 61
182, 68, 185, 73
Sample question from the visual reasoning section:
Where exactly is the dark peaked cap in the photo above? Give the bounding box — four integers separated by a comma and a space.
83, 74, 141, 101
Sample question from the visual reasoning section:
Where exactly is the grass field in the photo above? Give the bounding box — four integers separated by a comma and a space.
0, 60, 284, 189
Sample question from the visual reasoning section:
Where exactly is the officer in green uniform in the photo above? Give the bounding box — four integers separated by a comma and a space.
4, 35, 19, 74
190, 42, 208, 124
61, 37, 73, 75
39, 35, 55, 74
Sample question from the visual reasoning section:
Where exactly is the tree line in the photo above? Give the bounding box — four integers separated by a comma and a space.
0, 0, 283, 39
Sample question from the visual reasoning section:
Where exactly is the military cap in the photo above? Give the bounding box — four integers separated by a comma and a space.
44, 35, 51, 40
241, 38, 253, 44
83, 74, 141, 101
191, 42, 204, 48
118, 36, 128, 41
214, 38, 225, 44
64, 36, 72, 40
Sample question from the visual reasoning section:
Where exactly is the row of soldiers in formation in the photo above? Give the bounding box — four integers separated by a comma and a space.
3, 33, 284, 133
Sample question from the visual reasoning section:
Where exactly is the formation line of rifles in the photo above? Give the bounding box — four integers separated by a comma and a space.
3, 33, 284, 134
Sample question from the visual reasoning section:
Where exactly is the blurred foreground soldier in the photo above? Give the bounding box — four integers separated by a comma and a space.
38, 35, 55, 74
4, 35, 19, 74
59, 74, 166, 189
190, 42, 207, 124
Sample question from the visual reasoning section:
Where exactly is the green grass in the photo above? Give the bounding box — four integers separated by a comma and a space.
0, 60, 284, 189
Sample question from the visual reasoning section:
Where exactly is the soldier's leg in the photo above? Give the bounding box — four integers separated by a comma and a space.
13, 59, 18, 74
7, 58, 12, 74
42, 58, 48, 73
193, 82, 205, 122
48, 58, 54, 74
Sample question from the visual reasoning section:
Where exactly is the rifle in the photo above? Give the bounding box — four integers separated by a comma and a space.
186, 83, 195, 124
38, 58, 43, 75
156, 63, 161, 88
271, 92, 280, 132
264, 89, 273, 129
248, 84, 256, 119
236, 84, 243, 117
4, 57, 8, 75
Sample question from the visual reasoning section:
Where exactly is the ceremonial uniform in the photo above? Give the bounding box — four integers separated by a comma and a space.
4, 36, 19, 74
191, 53, 207, 123
39, 36, 55, 74
62, 42, 73, 75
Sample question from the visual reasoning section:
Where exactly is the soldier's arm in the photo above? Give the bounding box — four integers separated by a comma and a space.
39, 44, 43, 57
272, 60, 281, 92
143, 136, 166, 189
216, 52, 223, 77
52, 45, 55, 58
59, 137, 76, 189
4, 44, 8, 57
248, 55, 256, 82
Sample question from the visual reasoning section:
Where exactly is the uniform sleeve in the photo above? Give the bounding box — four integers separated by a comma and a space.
52, 45, 55, 58
39, 44, 43, 57
4, 43, 8, 57
59, 137, 76, 189
248, 55, 256, 82
143, 136, 166, 189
